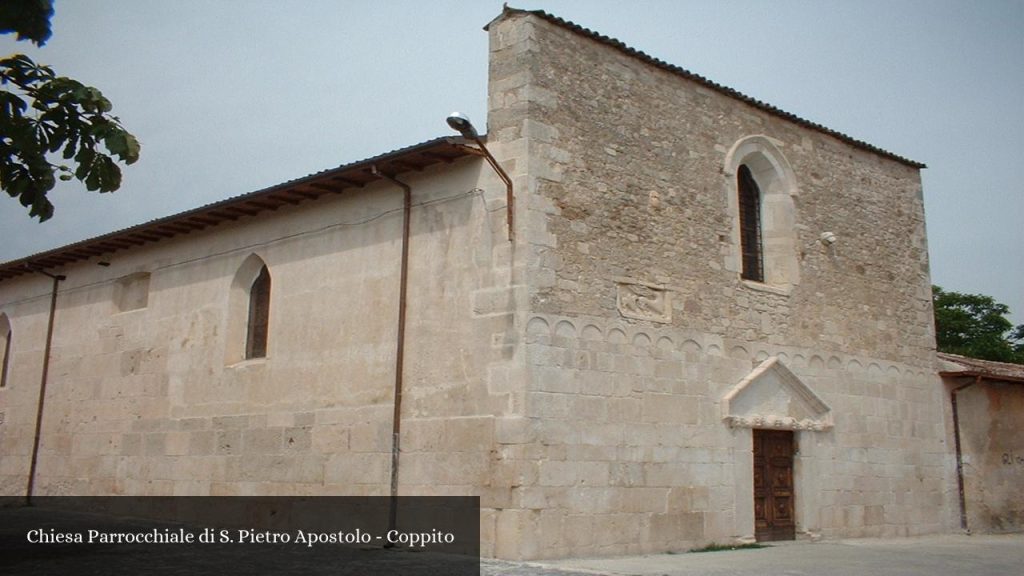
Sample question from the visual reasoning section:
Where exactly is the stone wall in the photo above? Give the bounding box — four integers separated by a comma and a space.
0, 276, 54, 494
486, 10, 953, 558
491, 11, 934, 364
0, 159, 518, 555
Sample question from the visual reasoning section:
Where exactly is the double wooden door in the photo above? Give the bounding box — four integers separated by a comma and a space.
753, 429, 795, 541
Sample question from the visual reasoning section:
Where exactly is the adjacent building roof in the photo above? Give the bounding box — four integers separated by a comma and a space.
493, 6, 925, 169
938, 352, 1024, 383
0, 137, 473, 283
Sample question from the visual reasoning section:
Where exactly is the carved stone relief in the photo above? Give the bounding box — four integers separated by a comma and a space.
614, 277, 672, 324
721, 356, 833, 431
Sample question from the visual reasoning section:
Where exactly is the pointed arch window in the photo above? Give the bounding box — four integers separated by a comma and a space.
737, 164, 764, 282
245, 265, 271, 359
1, 315, 11, 388
226, 254, 272, 365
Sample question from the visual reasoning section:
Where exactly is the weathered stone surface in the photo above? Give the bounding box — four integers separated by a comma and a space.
484, 8, 951, 559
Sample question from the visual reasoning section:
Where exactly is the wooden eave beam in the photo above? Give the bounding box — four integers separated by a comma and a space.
101, 239, 138, 249
42, 254, 78, 265
31, 257, 64, 268
122, 228, 172, 240
388, 160, 421, 172
287, 189, 321, 200
267, 193, 301, 205
155, 223, 193, 234
187, 215, 224, 226
421, 151, 457, 163
205, 210, 239, 221
181, 216, 212, 227
127, 232, 161, 242
77, 246, 110, 256
64, 248, 98, 259
222, 205, 260, 217
245, 199, 282, 211
331, 176, 365, 188
94, 242, 125, 252
307, 183, 343, 194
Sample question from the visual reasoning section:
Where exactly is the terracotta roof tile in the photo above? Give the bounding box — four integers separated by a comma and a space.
938, 352, 1024, 383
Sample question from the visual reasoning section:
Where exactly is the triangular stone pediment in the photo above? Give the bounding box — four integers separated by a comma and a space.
721, 357, 833, 431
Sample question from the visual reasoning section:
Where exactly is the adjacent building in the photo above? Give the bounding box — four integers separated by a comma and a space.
939, 352, 1024, 534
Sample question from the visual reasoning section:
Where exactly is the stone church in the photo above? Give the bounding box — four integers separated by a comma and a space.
0, 7, 960, 559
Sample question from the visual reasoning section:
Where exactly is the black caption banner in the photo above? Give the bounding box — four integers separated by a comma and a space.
0, 496, 479, 576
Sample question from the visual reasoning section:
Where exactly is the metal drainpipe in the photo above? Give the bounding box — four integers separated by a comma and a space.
26, 270, 65, 505
469, 136, 515, 242
950, 375, 980, 533
448, 137, 515, 242
371, 166, 411, 536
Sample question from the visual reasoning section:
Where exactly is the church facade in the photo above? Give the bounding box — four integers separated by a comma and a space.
0, 7, 956, 559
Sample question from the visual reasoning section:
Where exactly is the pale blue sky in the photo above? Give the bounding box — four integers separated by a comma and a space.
1, 0, 1022, 324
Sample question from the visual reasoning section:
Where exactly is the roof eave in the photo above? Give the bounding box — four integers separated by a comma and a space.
939, 369, 1024, 384
0, 137, 473, 283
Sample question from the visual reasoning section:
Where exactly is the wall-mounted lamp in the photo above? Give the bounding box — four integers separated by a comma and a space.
446, 112, 515, 242
819, 232, 837, 246
446, 112, 479, 140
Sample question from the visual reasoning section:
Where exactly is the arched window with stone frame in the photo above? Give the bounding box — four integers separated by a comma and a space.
724, 135, 801, 291
0, 314, 11, 388
245, 265, 271, 359
225, 254, 273, 364
737, 164, 764, 282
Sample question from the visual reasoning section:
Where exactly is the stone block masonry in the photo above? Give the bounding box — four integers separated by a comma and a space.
483, 8, 952, 558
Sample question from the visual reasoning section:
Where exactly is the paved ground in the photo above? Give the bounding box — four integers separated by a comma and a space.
481, 534, 1024, 576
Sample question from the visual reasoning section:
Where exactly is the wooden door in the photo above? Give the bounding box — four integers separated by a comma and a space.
753, 429, 796, 541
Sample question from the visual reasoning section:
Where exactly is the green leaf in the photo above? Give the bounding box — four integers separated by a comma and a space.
104, 130, 126, 156
94, 155, 121, 192
81, 154, 121, 192
0, 47, 140, 219
61, 134, 78, 159
102, 127, 140, 163
0, 90, 28, 118
123, 132, 140, 164
0, 0, 55, 47
74, 147, 96, 180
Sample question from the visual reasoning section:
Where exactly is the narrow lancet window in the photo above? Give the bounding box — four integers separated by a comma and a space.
245, 266, 271, 359
0, 317, 11, 388
738, 164, 764, 282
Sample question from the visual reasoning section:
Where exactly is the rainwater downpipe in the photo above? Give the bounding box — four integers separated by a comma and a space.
950, 375, 980, 533
26, 270, 65, 505
372, 166, 411, 536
